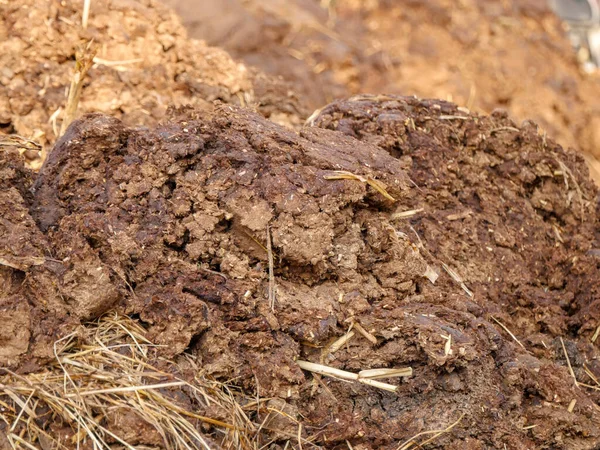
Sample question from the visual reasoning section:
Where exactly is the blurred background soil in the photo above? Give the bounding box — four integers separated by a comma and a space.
163, 0, 600, 182
0, 0, 306, 169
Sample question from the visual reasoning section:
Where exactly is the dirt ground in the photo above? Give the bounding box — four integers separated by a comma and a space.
0, 0, 306, 169
3, 0, 600, 449
163, 0, 600, 182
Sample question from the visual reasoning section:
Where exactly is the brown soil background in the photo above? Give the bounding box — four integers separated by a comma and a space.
164, 0, 600, 183
3, 0, 600, 449
0, 0, 306, 169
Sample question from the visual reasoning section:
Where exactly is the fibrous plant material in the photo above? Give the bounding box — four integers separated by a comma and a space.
491, 316, 526, 350
349, 320, 378, 345
0, 135, 42, 163
0, 135, 41, 152
59, 41, 96, 137
267, 224, 276, 311
0, 314, 262, 449
397, 413, 465, 450
591, 324, 600, 343
328, 330, 355, 354
296, 360, 413, 393
391, 208, 424, 220
560, 336, 579, 388
3, 94, 600, 448
324, 170, 396, 201
441, 263, 473, 297
82, 0, 91, 29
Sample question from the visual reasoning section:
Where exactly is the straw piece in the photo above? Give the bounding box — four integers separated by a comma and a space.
491, 316, 525, 350
329, 331, 355, 354
296, 360, 359, 381
391, 208, 423, 220
560, 337, 579, 388
592, 324, 600, 343
82, 0, 91, 29
60, 41, 96, 136
324, 170, 395, 202
352, 321, 378, 345
267, 224, 276, 311
397, 413, 465, 450
442, 263, 473, 297
64, 381, 186, 397
358, 378, 398, 393
297, 360, 411, 394
358, 368, 413, 379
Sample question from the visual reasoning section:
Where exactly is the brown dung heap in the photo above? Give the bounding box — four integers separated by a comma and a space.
3, 0, 600, 448
2, 94, 600, 448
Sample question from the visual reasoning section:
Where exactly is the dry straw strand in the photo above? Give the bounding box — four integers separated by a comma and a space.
0, 314, 271, 449
491, 316, 525, 350
60, 41, 96, 136
397, 413, 465, 450
560, 336, 579, 388
324, 170, 396, 201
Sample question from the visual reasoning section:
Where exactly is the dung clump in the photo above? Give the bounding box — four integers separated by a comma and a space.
2, 96, 600, 448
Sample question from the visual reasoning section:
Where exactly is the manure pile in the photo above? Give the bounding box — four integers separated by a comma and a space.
165, 0, 600, 183
2, 95, 600, 449
2, 0, 600, 449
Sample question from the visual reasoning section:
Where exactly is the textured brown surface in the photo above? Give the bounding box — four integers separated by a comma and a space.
3, 0, 600, 447
0, 0, 306, 169
3, 96, 600, 447
164, 0, 600, 183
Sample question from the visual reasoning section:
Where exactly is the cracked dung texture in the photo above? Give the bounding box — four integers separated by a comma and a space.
2, 97, 600, 447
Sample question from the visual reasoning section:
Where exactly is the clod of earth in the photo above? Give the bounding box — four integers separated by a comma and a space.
2, 95, 600, 448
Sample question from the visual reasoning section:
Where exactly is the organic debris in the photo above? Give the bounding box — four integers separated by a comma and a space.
324, 170, 396, 202
296, 360, 413, 393
167, 0, 600, 183
59, 41, 96, 136
3, 94, 600, 447
0, 0, 306, 169
0, 314, 260, 449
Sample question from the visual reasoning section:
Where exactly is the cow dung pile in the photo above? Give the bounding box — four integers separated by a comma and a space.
2, 94, 600, 449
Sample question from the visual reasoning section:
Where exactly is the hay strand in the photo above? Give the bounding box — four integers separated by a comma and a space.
324, 170, 395, 201
59, 41, 96, 136
296, 360, 412, 394
491, 316, 525, 350
82, 0, 91, 29
391, 208, 423, 220
397, 413, 465, 450
0, 313, 266, 449
441, 263, 473, 297
266, 224, 276, 311
560, 336, 579, 388
329, 331, 355, 354
351, 321, 378, 345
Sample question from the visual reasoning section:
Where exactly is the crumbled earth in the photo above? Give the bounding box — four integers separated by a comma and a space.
3, 95, 600, 448
0, 0, 306, 169
164, 0, 600, 182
